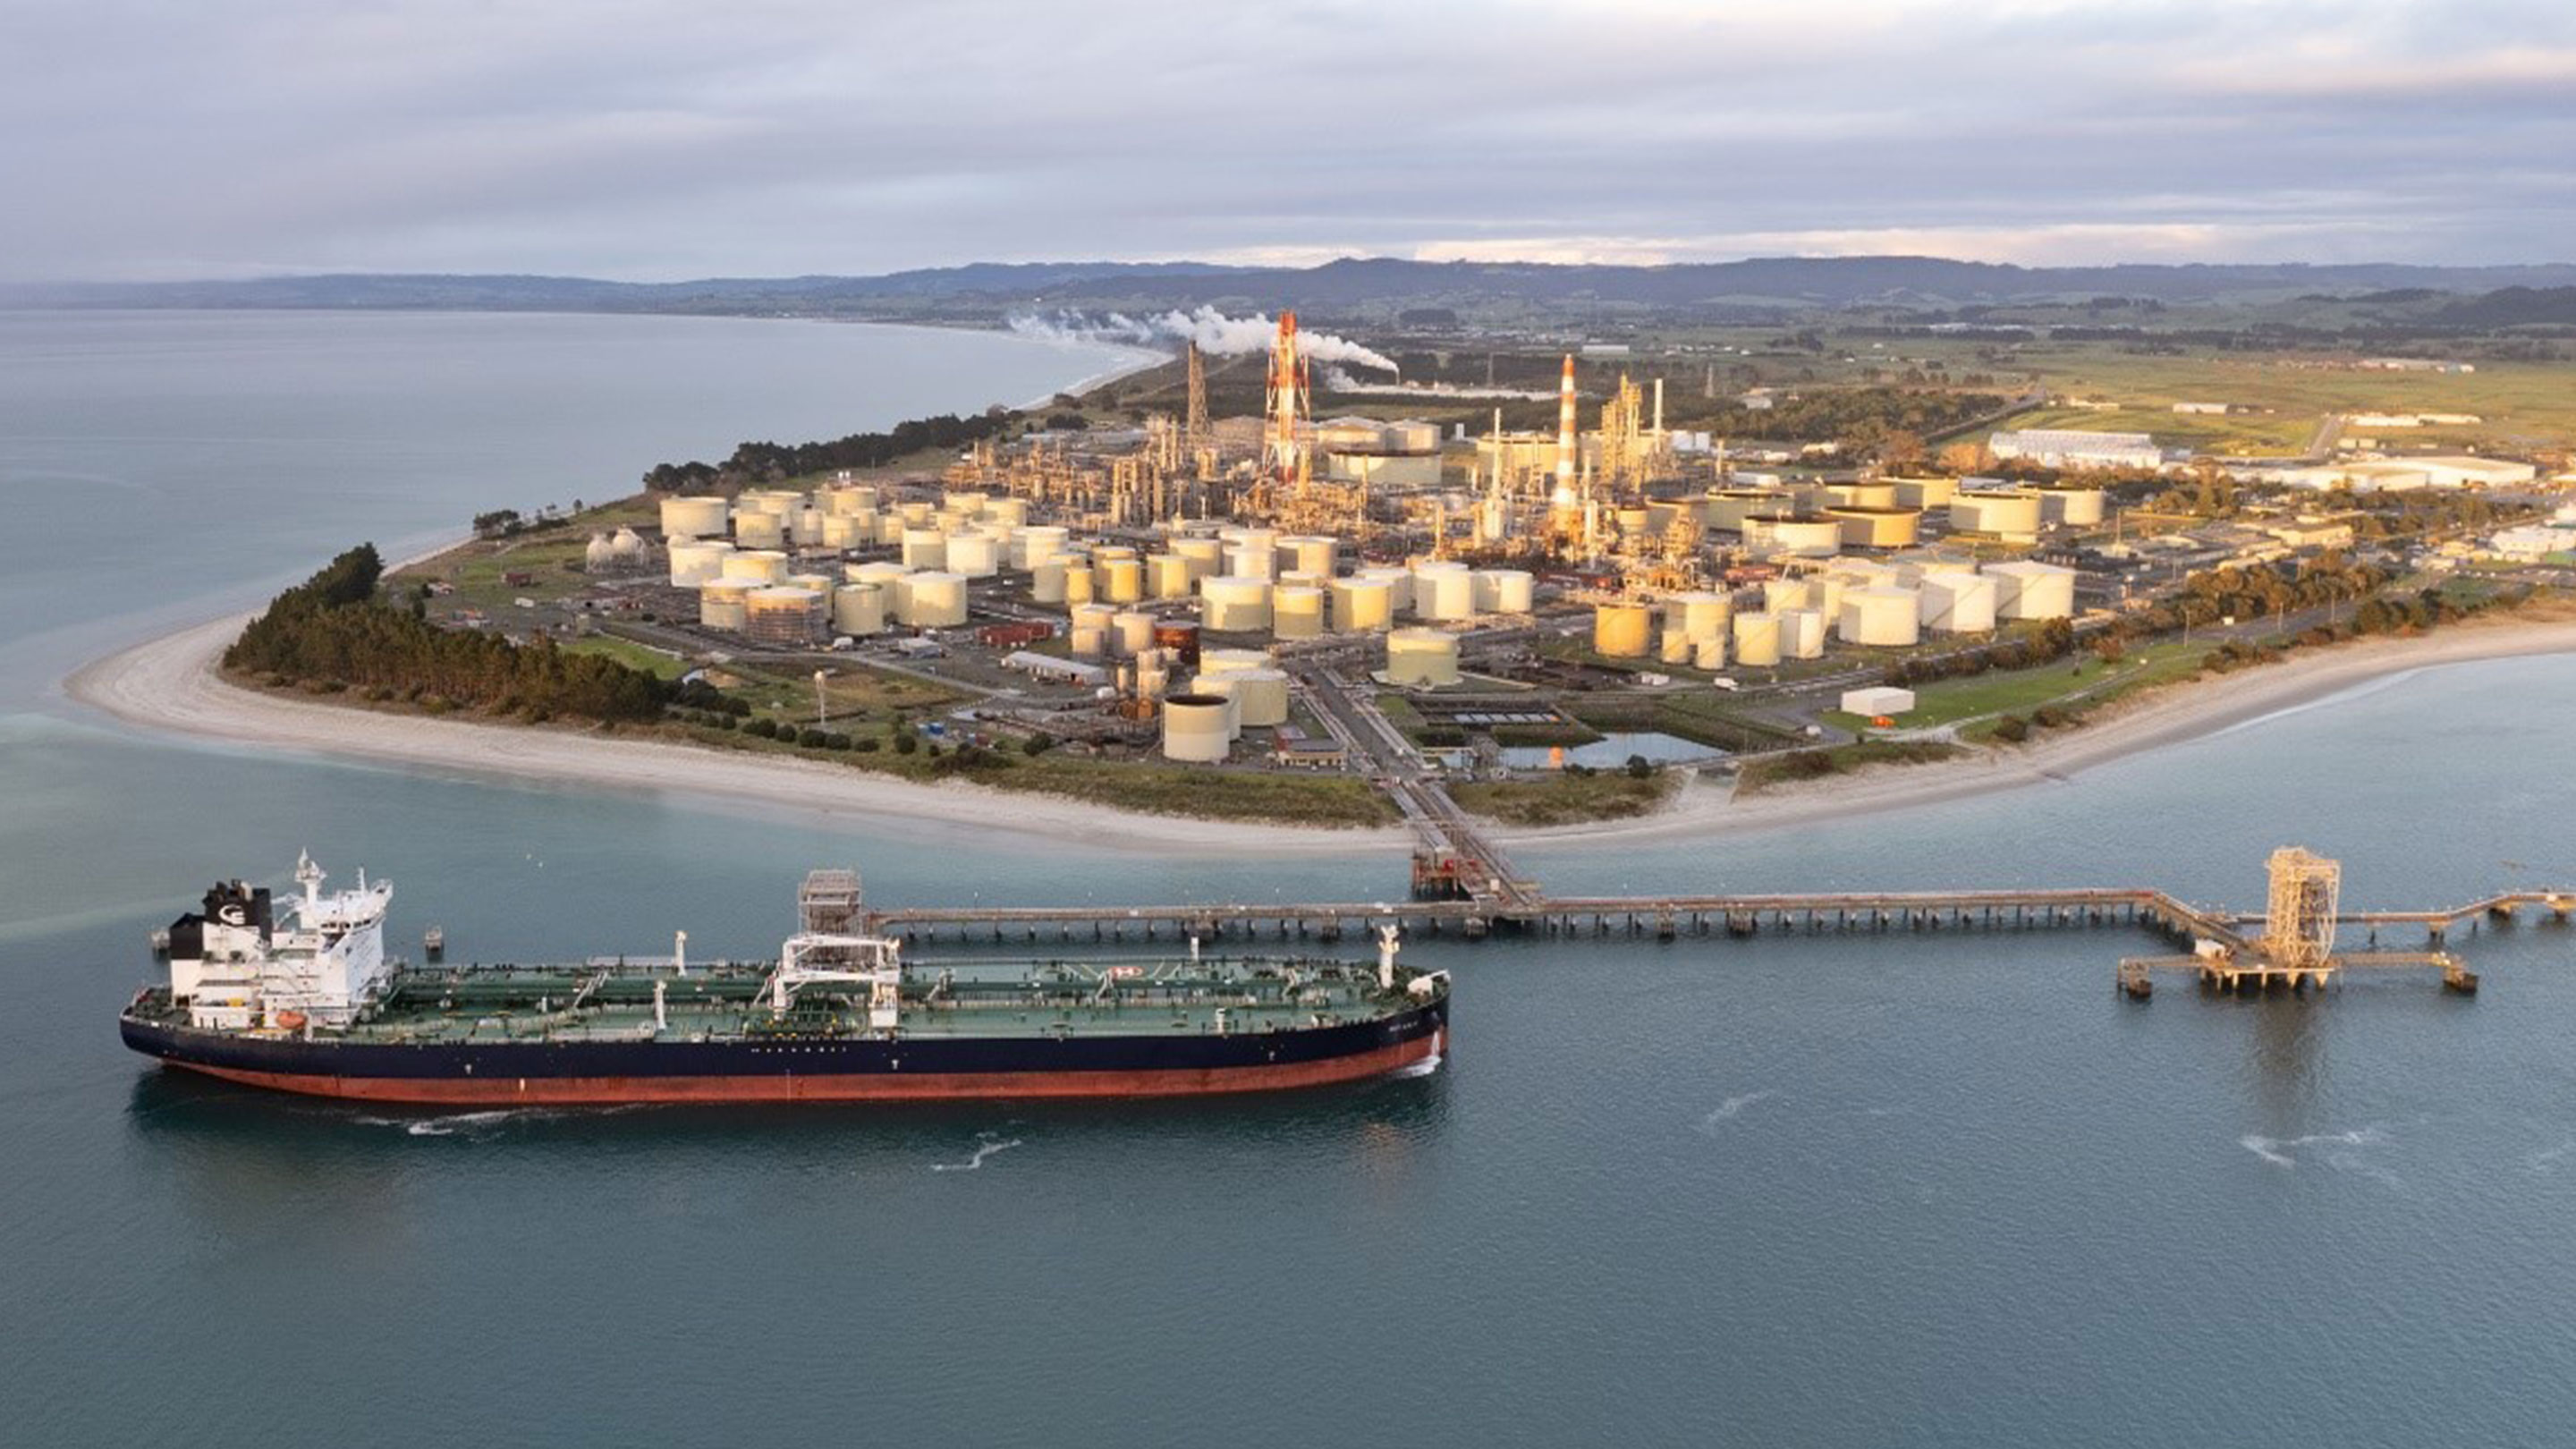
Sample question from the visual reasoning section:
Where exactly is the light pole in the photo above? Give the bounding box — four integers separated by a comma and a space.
814, 670, 828, 728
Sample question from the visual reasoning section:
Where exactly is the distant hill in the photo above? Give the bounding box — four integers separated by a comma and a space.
8, 256, 2573, 321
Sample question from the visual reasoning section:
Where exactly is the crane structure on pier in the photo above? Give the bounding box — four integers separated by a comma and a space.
2259, 847, 2341, 970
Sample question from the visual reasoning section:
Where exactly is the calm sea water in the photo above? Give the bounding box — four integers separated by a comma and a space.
4, 312, 2575, 1448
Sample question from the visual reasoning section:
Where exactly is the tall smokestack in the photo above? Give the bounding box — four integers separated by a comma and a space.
1653, 377, 1665, 436
1555, 354, 1578, 499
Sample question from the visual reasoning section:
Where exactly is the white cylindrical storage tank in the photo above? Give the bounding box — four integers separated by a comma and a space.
1148, 554, 1194, 600
733, 511, 785, 550
1185, 678, 1247, 741
658, 496, 731, 538
1031, 559, 1071, 605
1889, 475, 1960, 509
1731, 612, 1782, 666
900, 572, 968, 628
874, 514, 906, 547
1385, 628, 1462, 688
1762, 577, 1810, 614
1012, 525, 1070, 570
790, 508, 826, 547
1097, 555, 1145, 605
981, 497, 1029, 530
1693, 636, 1729, 671
897, 501, 935, 527
945, 530, 1001, 579
846, 559, 909, 587
1278, 536, 1338, 578
1985, 562, 2078, 621
1228, 668, 1292, 728
1110, 609, 1156, 657
1659, 627, 1693, 665
1838, 587, 1921, 647
1780, 608, 1827, 660
698, 579, 750, 631
1199, 576, 1273, 633
1813, 577, 1850, 630
1762, 519, 1844, 557
1070, 627, 1106, 657
1951, 492, 2044, 538
1477, 569, 1536, 614
1414, 564, 1475, 623
1063, 560, 1096, 606
1222, 542, 1276, 580
2038, 488, 2106, 527
1357, 565, 1414, 615
786, 572, 836, 598
820, 513, 868, 548
1273, 585, 1326, 640
1827, 507, 1923, 549
722, 549, 789, 586
668, 539, 733, 588
1330, 577, 1395, 633
1199, 648, 1272, 678
1669, 591, 1732, 641
1919, 572, 1999, 634
1174, 537, 1226, 583
1161, 695, 1232, 764
900, 529, 948, 572
832, 583, 886, 636
1594, 604, 1652, 658
744, 586, 822, 647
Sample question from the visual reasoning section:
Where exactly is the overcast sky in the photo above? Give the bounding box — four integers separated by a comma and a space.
5, 0, 2570, 281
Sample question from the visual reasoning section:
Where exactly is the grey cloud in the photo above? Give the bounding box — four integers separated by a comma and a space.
2, 0, 2570, 280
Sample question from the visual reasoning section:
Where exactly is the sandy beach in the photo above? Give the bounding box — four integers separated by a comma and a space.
64, 607, 2576, 857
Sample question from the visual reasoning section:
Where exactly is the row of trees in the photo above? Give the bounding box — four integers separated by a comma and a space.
225, 546, 673, 724
642, 410, 1017, 494
1884, 619, 2079, 687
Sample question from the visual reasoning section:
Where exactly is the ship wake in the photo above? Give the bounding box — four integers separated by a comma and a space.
932, 1132, 1023, 1172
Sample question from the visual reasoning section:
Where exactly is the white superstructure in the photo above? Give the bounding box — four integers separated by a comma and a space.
165, 853, 394, 1031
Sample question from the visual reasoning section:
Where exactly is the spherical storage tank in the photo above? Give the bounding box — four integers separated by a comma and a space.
1272, 585, 1325, 640
1919, 573, 1998, 634
832, 583, 886, 636
1330, 577, 1394, 632
699, 579, 751, 631
658, 496, 731, 538
1594, 604, 1653, 659
1838, 587, 1922, 647
1199, 576, 1273, 632
1984, 561, 2077, 621
899, 572, 968, 628
669, 539, 733, 588
1385, 628, 1461, 688
1160, 695, 1233, 764
1731, 612, 1782, 666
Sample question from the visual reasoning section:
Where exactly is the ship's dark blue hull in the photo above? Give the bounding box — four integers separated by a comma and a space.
119, 997, 1449, 1103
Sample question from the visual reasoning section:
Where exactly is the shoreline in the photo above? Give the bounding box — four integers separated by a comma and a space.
62, 606, 2576, 858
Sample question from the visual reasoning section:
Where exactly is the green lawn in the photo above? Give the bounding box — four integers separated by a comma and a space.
563, 635, 691, 680
1451, 771, 1677, 827
1825, 640, 2207, 733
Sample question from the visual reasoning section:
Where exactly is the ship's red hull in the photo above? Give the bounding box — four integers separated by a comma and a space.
165, 1027, 1446, 1105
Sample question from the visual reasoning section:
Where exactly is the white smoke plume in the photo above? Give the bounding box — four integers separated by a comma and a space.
1009, 306, 1399, 374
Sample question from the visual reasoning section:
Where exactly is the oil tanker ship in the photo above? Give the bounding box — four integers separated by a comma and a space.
119, 856, 1449, 1105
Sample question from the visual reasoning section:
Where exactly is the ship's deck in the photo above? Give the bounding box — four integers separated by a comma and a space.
131, 955, 1434, 1046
